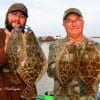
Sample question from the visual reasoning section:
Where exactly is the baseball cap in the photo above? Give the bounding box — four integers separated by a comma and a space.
7, 3, 28, 17
63, 8, 83, 21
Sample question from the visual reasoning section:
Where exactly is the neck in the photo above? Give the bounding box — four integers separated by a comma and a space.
68, 35, 83, 43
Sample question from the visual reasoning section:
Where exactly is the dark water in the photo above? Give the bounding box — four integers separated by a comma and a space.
37, 38, 100, 95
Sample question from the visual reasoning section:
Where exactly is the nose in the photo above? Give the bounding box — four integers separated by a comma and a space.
15, 15, 20, 20
72, 21, 77, 26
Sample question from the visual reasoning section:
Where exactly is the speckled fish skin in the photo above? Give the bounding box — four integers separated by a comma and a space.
6, 28, 24, 84
79, 41, 100, 95
6, 28, 48, 99
17, 29, 48, 99
56, 44, 78, 94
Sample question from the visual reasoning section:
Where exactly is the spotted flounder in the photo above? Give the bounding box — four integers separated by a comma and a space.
56, 43, 78, 94
79, 41, 100, 95
6, 28, 48, 99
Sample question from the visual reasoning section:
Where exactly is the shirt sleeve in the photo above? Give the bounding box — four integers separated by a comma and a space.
0, 30, 7, 67
47, 39, 63, 79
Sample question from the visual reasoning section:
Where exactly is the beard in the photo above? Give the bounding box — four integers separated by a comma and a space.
5, 18, 13, 32
5, 18, 25, 32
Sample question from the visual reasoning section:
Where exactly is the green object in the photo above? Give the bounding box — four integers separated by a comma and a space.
36, 95, 54, 100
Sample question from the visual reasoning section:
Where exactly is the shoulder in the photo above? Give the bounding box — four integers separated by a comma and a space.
85, 37, 100, 46
49, 38, 67, 49
0, 28, 4, 32
0, 28, 6, 38
90, 39, 100, 50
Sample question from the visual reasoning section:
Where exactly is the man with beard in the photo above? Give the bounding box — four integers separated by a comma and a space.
0, 3, 37, 100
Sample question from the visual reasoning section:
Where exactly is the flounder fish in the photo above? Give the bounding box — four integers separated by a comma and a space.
56, 43, 78, 95
6, 28, 48, 99
79, 41, 100, 94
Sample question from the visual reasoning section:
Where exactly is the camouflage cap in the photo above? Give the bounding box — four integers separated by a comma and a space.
63, 8, 83, 21
7, 3, 28, 17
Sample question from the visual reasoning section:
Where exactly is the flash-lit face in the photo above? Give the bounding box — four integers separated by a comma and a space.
63, 13, 84, 40
5, 10, 27, 32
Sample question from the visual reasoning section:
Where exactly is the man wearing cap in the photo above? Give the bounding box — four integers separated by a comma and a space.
47, 8, 100, 100
0, 3, 36, 100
